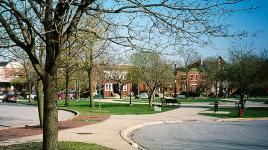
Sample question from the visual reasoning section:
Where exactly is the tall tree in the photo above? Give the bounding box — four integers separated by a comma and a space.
177, 48, 200, 97
203, 56, 225, 98
130, 51, 173, 107
109, 67, 129, 99
58, 40, 80, 106
226, 44, 259, 110
78, 14, 108, 107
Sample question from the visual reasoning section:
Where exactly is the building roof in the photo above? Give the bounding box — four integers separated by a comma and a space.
175, 56, 225, 73
0, 62, 9, 67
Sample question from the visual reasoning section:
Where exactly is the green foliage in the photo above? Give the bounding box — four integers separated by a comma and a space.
10, 77, 27, 86
129, 51, 174, 100
200, 107, 268, 118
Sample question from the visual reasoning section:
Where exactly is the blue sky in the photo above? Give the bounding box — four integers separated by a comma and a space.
197, 0, 268, 58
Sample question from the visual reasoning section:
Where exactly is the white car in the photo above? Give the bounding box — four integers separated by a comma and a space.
0, 93, 7, 100
136, 93, 149, 99
26, 93, 37, 99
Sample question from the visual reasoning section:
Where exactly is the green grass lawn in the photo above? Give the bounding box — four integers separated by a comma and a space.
19, 100, 175, 115
113, 97, 228, 103
200, 107, 268, 118
247, 98, 268, 103
0, 141, 113, 150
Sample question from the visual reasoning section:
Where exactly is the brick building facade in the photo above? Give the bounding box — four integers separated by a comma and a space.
0, 60, 24, 90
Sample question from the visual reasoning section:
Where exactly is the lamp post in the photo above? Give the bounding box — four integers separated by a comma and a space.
173, 64, 177, 98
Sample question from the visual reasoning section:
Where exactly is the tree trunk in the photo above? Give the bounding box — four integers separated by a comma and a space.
119, 84, 122, 99
43, 73, 58, 150
37, 79, 44, 128
88, 69, 94, 107
240, 89, 245, 110
148, 90, 154, 107
138, 81, 140, 100
227, 81, 230, 99
148, 94, 152, 107
129, 82, 132, 105
65, 72, 69, 107
215, 82, 218, 99
162, 85, 165, 99
186, 71, 189, 98
28, 81, 32, 102
206, 80, 208, 98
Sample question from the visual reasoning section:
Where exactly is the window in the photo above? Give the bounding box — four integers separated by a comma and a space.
109, 83, 113, 91
105, 83, 113, 91
123, 84, 128, 91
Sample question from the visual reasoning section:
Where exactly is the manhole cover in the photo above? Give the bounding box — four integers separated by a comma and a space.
182, 119, 197, 122
77, 132, 93, 135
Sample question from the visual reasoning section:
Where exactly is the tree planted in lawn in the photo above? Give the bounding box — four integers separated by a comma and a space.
130, 51, 173, 107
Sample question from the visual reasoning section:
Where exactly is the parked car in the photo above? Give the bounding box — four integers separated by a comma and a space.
58, 91, 77, 100
135, 93, 149, 99
2, 93, 17, 103
0, 92, 7, 100
26, 92, 37, 99
128, 92, 134, 96
80, 91, 98, 98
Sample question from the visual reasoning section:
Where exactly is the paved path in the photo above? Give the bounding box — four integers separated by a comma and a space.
0, 102, 75, 129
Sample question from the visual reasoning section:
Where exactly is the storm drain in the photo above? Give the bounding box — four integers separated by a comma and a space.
0, 124, 10, 127
182, 119, 198, 122
77, 132, 93, 135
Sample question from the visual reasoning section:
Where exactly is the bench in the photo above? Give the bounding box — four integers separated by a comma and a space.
161, 98, 181, 106
177, 95, 186, 99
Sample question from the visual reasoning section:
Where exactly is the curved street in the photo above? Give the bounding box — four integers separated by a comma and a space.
0, 102, 75, 129
132, 120, 268, 150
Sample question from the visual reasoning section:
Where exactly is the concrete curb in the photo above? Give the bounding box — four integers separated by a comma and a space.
120, 116, 268, 150
120, 119, 208, 150
120, 121, 164, 150
220, 117, 268, 122
58, 108, 80, 121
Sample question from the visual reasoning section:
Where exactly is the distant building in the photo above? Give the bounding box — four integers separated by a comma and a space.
174, 56, 226, 97
0, 59, 24, 90
93, 64, 133, 97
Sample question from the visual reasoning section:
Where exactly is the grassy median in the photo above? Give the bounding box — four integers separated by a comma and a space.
113, 97, 229, 103
19, 100, 175, 115
200, 107, 268, 118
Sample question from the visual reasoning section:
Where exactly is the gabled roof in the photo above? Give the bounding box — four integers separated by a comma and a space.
0, 62, 9, 67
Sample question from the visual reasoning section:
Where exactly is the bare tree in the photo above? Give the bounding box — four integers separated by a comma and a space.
177, 48, 200, 97
58, 40, 80, 106
130, 51, 173, 106
77, 15, 109, 107
226, 44, 259, 111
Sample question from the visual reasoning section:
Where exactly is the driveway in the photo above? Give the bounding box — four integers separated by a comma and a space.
0, 102, 75, 129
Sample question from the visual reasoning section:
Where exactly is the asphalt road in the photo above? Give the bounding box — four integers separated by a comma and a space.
0, 102, 75, 128
132, 120, 268, 150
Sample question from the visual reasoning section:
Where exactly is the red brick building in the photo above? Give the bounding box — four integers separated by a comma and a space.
0, 60, 24, 90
